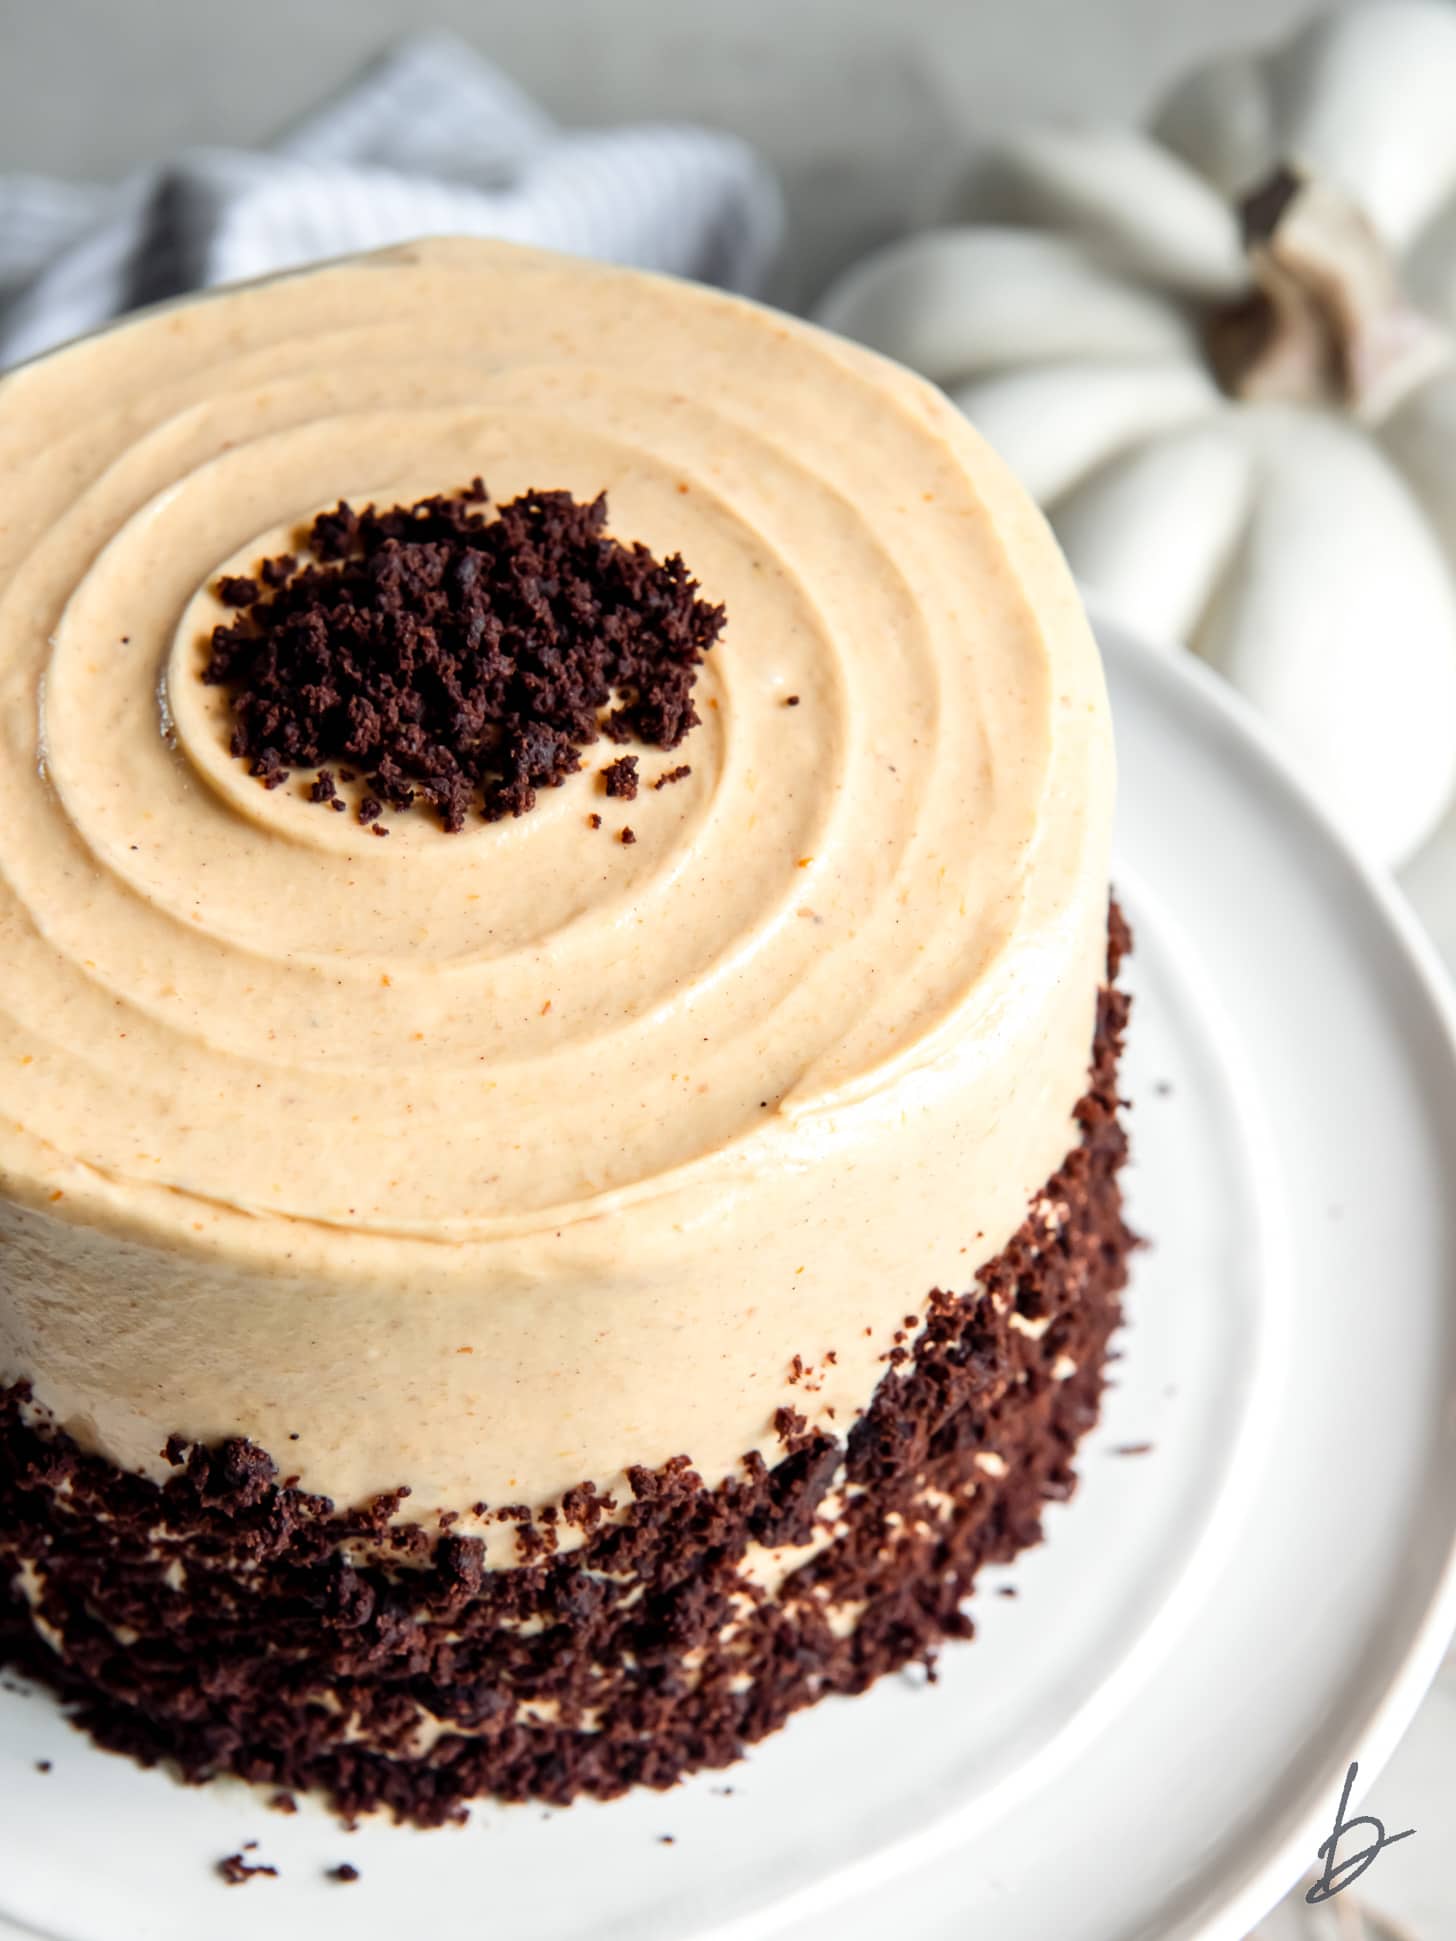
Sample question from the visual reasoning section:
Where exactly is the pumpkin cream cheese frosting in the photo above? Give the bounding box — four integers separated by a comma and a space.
0, 237, 1133, 1820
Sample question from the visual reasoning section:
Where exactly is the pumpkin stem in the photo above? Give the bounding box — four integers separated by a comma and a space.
1205, 165, 1451, 423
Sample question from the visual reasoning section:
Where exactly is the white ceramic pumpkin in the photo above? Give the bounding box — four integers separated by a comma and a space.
818, 0, 1456, 866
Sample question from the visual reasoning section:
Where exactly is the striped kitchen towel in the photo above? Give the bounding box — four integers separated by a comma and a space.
0, 31, 783, 369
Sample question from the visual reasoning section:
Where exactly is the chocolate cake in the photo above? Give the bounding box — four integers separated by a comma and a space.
0, 238, 1132, 1823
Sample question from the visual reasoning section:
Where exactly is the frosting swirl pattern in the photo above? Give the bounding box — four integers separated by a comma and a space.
0, 240, 1113, 1535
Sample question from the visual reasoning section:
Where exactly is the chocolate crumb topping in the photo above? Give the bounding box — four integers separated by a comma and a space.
602, 756, 639, 800
620, 826, 637, 846
587, 813, 602, 830
653, 765, 691, 790
328, 1863, 361, 1884
205, 482, 725, 830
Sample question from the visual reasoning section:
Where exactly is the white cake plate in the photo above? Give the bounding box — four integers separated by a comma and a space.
4, 612, 1456, 1941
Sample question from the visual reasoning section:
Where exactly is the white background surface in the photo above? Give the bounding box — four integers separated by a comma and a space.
5, 2, 1456, 1932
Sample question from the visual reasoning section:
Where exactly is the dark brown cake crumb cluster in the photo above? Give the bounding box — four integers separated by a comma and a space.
601, 756, 639, 800
204, 482, 725, 830
218, 1853, 277, 1885
0, 912, 1133, 1824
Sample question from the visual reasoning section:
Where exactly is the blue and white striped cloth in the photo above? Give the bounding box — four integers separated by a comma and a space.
0, 32, 784, 369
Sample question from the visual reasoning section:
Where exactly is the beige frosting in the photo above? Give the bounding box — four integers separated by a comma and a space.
0, 238, 1113, 1547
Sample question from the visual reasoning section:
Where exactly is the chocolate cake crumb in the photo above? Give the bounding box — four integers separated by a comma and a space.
587, 813, 602, 830
271, 1791, 297, 1814
783, 695, 800, 707
205, 483, 724, 830
772, 1405, 818, 1457
560, 1480, 618, 1534
602, 756, 639, 800
328, 1863, 361, 1884
620, 826, 636, 845
35, 1759, 51, 1773
218, 1854, 277, 1885
652, 765, 691, 790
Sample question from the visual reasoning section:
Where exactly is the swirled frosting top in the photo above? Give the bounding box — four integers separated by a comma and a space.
0, 239, 1114, 1516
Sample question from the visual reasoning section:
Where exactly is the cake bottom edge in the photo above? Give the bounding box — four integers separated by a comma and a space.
0, 908, 1135, 1825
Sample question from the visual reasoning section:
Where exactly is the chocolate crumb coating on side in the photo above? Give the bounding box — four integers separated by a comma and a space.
0, 911, 1133, 1826
204, 483, 725, 830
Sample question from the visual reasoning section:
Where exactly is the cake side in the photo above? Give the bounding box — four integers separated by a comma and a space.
0, 912, 1133, 1821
